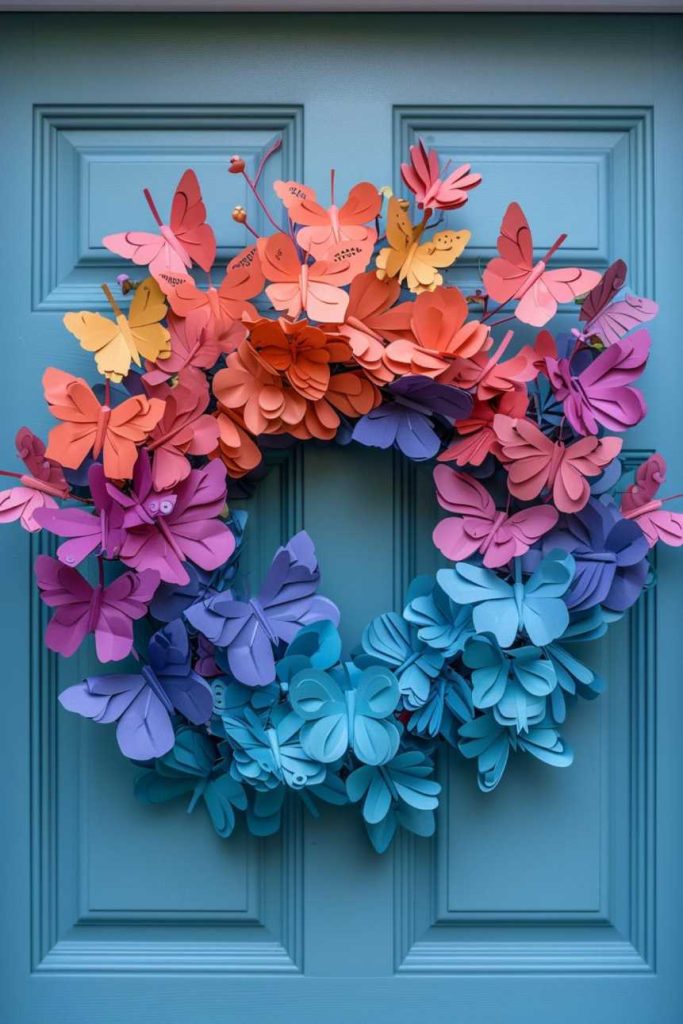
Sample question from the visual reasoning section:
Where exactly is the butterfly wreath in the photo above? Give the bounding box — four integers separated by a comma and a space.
1, 139, 673, 853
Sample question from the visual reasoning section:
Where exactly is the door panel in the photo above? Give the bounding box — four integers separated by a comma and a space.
1, 13, 682, 1024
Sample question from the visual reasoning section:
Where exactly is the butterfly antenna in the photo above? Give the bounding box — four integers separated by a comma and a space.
101, 283, 123, 319
143, 188, 164, 227
330, 168, 336, 206
541, 233, 568, 264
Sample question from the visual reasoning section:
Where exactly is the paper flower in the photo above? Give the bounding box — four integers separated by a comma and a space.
458, 713, 573, 792
346, 750, 441, 853
463, 636, 557, 732
248, 317, 352, 401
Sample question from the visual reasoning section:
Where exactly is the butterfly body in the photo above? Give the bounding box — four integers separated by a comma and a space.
257, 232, 358, 323
274, 178, 380, 262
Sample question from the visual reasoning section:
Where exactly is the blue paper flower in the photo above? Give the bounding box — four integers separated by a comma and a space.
406, 667, 473, 743
134, 726, 247, 838
346, 750, 441, 853
463, 636, 557, 732
458, 713, 573, 792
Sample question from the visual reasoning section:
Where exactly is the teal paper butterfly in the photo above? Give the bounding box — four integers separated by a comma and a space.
437, 549, 575, 649
222, 704, 326, 790
288, 662, 402, 765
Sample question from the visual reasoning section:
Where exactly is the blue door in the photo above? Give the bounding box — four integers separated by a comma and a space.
1, 12, 682, 1024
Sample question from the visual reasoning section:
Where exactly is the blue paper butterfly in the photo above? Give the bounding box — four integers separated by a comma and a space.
221, 704, 326, 791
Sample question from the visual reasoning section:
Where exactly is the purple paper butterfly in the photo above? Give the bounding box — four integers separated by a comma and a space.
577, 259, 658, 346
34, 463, 126, 565
352, 375, 473, 461
185, 531, 339, 687
59, 620, 213, 760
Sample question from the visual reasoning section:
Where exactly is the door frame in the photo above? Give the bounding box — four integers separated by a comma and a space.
0, 2, 681, 15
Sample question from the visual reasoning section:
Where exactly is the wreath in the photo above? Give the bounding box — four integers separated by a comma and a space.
1, 140, 673, 853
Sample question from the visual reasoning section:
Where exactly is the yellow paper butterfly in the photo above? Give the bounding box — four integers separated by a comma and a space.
63, 278, 171, 383
376, 196, 470, 293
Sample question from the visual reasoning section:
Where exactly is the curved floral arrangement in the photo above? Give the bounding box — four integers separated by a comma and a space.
1, 140, 677, 852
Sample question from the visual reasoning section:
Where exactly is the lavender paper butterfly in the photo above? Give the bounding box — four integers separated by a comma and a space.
59, 619, 213, 760
352, 375, 472, 461
184, 531, 339, 687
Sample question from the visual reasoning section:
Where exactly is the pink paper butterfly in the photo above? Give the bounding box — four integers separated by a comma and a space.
432, 465, 559, 569
482, 203, 601, 327
34, 464, 126, 566
545, 330, 650, 436
400, 140, 482, 212
257, 232, 361, 323
493, 414, 623, 514
35, 555, 159, 662
620, 454, 683, 548
145, 376, 219, 491
0, 428, 70, 531
274, 175, 380, 262
103, 169, 216, 279
577, 259, 658, 346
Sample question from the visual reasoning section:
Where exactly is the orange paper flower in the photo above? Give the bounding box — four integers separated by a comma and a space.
334, 272, 414, 385
212, 407, 263, 478
213, 343, 306, 436
383, 286, 489, 378
248, 317, 351, 401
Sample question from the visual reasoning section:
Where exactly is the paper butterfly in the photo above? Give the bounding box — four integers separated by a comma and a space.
0, 427, 69, 532
43, 368, 165, 480
493, 413, 623, 513
274, 175, 380, 261
63, 279, 170, 383
135, 726, 247, 838
34, 463, 126, 565
222, 704, 326, 790
437, 550, 575, 649
352, 375, 472, 461
432, 465, 559, 568
336, 272, 413, 385
376, 196, 470, 294
35, 554, 159, 661
289, 663, 402, 766
447, 329, 538, 401
400, 140, 482, 211
577, 259, 658, 346
359, 611, 444, 707
146, 377, 219, 491
482, 202, 601, 327
59, 621, 213, 760
103, 169, 216, 278
437, 390, 528, 468
546, 330, 649, 436
184, 531, 340, 687
257, 232, 359, 323
459, 712, 573, 793
155, 244, 264, 350
620, 454, 683, 547
143, 312, 221, 385
111, 453, 234, 586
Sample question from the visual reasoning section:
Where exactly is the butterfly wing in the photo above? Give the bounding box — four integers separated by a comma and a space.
493, 414, 556, 502
516, 267, 602, 328
568, 331, 649, 434
169, 169, 216, 272
432, 466, 496, 562
621, 453, 665, 513
493, 505, 560, 567
35, 555, 93, 656
62, 310, 132, 381
554, 436, 623, 513
102, 231, 166, 270
95, 568, 159, 662
288, 667, 349, 763
520, 550, 573, 645
437, 563, 518, 648
580, 259, 627, 324
353, 665, 401, 766
585, 293, 659, 347
376, 197, 414, 281
406, 230, 470, 293
257, 232, 305, 317
482, 202, 534, 304
103, 395, 165, 479
126, 277, 171, 363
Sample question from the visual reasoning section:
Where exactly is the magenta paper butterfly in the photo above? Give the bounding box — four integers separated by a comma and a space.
620, 454, 683, 548
577, 259, 658, 347
0, 428, 69, 531
545, 330, 650, 437
34, 464, 126, 566
35, 555, 159, 661
432, 465, 559, 569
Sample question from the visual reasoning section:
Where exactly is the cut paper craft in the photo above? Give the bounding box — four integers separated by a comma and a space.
437, 390, 528, 467
223, 704, 326, 790
156, 244, 264, 350
35, 554, 159, 661
359, 611, 444, 707
185, 531, 339, 687
447, 329, 538, 401
621, 454, 683, 547
578, 259, 658, 346
43, 368, 165, 479
59, 621, 213, 760
335, 272, 413, 384
401, 141, 481, 212
0, 427, 69, 532
63, 279, 170, 383
493, 413, 623, 513
482, 202, 601, 327
458, 712, 573, 792
34, 464, 126, 565
274, 176, 381, 261
383, 286, 489, 378
463, 637, 556, 732
144, 313, 222, 385
432, 465, 559, 568
248, 317, 352, 401
113, 453, 234, 586
103, 169, 216, 278
257, 232, 360, 322
146, 377, 219, 490
288, 663, 402, 766
352, 375, 472, 461
545, 330, 650, 436
438, 550, 574, 649
135, 727, 247, 838
376, 196, 470, 294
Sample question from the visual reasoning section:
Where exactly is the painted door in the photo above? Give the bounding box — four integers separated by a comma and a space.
1, 12, 682, 1024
